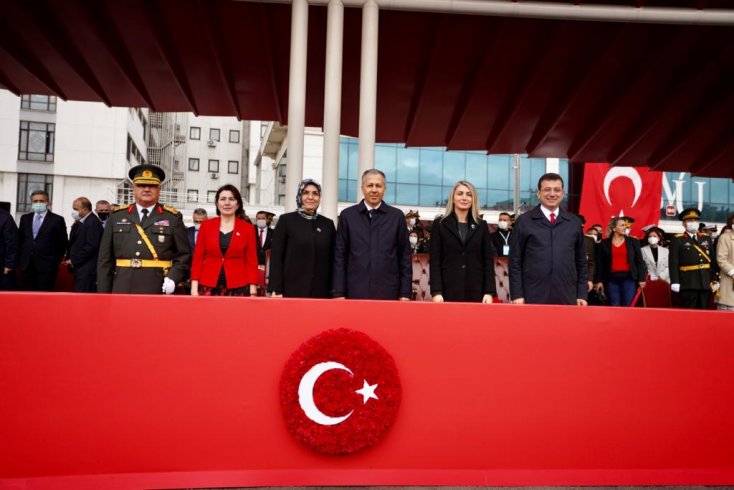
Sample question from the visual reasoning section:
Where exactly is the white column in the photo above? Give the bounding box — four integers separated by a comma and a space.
356, 0, 379, 201
321, 0, 344, 221
285, 0, 309, 212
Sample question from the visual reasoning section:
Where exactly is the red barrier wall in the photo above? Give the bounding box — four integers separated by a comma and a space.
1, 293, 733, 489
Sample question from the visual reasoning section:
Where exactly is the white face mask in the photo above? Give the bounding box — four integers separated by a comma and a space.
648, 236, 659, 246
31, 202, 47, 214
623, 228, 631, 236
256, 219, 267, 229
408, 218, 416, 226
194, 223, 201, 231
409, 236, 418, 246
686, 221, 699, 233
498, 221, 509, 231
71, 210, 81, 221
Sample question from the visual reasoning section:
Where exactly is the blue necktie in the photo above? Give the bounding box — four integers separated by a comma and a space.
32, 214, 42, 239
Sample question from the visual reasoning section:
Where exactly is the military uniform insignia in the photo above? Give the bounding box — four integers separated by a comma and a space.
158, 235, 165, 243
153, 220, 170, 227
163, 204, 180, 215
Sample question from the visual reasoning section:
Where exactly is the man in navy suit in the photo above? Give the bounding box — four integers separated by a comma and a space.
18, 190, 68, 291
65, 197, 103, 292
254, 210, 274, 268
186, 208, 208, 251
0, 206, 19, 290
332, 169, 412, 300
509, 173, 588, 306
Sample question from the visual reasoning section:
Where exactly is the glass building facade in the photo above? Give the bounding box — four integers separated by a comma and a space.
339, 137, 568, 211
338, 137, 734, 223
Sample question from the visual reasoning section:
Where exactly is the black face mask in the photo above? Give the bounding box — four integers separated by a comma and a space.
97, 212, 110, 222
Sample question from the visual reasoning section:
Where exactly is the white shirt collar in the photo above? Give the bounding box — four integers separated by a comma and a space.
540, 205, 559, 221
364, 201, 382, 212
136, 203, 155, 217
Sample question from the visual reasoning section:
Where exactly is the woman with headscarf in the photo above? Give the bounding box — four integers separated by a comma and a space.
429, 180, 496, 303
267, 179, 336, 298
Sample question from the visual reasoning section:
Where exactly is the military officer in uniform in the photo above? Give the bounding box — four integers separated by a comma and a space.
97, 164, 190, 294
669, 208, 717, 309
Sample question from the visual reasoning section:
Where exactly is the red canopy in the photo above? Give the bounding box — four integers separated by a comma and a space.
1, 0, 733, 177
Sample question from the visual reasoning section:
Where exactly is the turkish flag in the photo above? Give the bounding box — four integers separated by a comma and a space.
579, 163, 663, 238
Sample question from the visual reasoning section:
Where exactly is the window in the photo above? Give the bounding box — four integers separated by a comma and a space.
229, 130, 240, 143
190, 127, 201, 140
19, 121, 55, 161
207, 191, 217, 203
210, 128, 220, 142
17, 173, 53, 213
126, 133, 145, 165
208, 159, 219, 173
188, 158, 200, 171
228, 160, 239, 174
187, 190, 198, 203
21, 95, 57, 112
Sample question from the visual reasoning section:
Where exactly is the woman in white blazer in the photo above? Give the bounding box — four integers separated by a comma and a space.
640, 227, 669, 282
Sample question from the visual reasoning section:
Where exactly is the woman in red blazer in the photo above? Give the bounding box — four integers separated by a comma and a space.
190, 184, 258, 296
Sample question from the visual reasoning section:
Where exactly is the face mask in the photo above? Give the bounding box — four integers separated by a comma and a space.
498, 221, 509, 231
256, 219, 267, 229
623, 228, 630, 236
194, 223, 201, 231
71, 210, 81, 221
409, 236, 418, 246
648, 236, 659, 246
97, 212, 109, 222
31, 203, 47, 214
686, 221, 699, 233
409, 218, 416, 226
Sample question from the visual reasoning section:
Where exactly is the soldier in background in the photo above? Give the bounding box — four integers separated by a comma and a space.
669, 208, 717, 309
97, 164, 190, 294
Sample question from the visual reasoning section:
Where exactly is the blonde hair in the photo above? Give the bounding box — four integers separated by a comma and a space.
607, 216, 625, 236
443, 180, 481, 223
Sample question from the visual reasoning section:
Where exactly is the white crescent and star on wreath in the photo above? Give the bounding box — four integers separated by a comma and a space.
297, 361, 379, 426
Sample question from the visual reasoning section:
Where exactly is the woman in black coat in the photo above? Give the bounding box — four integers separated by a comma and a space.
430, 180, 496, 303
267, 179, 335, 298
594, 216, 647, 306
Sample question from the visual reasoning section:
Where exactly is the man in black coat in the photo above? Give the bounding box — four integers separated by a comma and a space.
254, 210, 274, 268
490, 211, 513, 257
333, 169, 412, 300
186, 208, 208, 251
18, 190, 68, 291
66, 197, 103, 292
0, 207, 19, 290
509, 173, 588, 305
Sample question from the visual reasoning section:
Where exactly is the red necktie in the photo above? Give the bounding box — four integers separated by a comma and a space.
550, 212, 556, 224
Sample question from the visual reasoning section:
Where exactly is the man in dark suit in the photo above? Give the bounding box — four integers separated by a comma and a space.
254, 210, 274, 268
186, 208, 208, 251
97, 164, 190, 294
490, 211, 513, 257
0, 206, 19, 290
65, 197, 103, 292
669, 207, 716, 309
333, 169, 412, 300
18, 190, 68, 291
509, 173, 588, 306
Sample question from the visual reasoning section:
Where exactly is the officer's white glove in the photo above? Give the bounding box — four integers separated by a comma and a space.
728, 269, 734, 277
711, 281, 721, 293
162, 277, 176, 295
671, 283, 680, 293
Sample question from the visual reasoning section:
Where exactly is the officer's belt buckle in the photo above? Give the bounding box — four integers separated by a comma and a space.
130, 258, 143, 268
